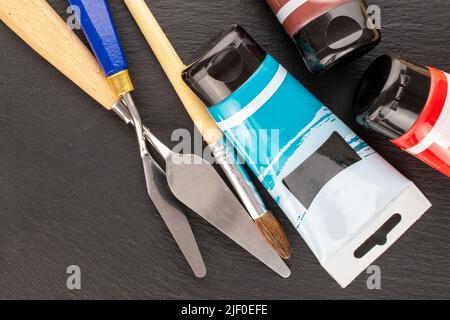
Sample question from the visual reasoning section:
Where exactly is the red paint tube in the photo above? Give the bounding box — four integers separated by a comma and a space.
354, 55, 450, 178
266, 0, 381, 73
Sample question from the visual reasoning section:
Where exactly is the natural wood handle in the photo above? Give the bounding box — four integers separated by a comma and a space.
0, 0, 118, 110
124, 0, 223, 145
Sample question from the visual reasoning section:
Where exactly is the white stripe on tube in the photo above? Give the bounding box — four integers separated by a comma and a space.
216, 65, 287, 131
407, 73, 450, 155
276, 0, 309, 24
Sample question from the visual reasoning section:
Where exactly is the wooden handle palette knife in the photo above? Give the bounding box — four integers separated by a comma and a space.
0, 0, 290, 278
124, 0, 292, 259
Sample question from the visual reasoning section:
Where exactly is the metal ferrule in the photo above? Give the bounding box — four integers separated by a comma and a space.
210, 139, 267, 220
108, 70, 134, 97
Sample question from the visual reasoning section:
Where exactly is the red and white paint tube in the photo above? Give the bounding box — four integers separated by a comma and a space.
354, 55, 450, 178
265, 0, 381, 73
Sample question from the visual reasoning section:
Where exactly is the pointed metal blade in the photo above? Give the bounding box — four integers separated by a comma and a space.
142, 155, 206, 278
165, 154, 291, 278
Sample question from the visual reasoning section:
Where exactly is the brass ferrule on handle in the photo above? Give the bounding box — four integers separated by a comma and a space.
108, 70, 134, 97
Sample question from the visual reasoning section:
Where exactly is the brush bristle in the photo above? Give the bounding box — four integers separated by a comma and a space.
255, 211, 291, 259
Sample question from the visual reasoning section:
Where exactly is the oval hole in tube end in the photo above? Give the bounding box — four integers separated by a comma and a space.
354, 213, 402, 259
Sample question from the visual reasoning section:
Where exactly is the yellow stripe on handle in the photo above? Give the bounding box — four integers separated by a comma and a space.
124, 0, 223, 145
0, 0, 118, 110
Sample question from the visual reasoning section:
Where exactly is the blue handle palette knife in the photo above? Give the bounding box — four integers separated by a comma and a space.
68, 0, 208, 278
68, 0, 291, 278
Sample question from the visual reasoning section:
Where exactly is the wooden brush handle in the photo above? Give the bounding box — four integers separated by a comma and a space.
0, 0, 118, 110
124, 0, 223, 145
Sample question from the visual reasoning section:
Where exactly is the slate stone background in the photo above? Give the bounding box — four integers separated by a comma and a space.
0, 0, 449, 299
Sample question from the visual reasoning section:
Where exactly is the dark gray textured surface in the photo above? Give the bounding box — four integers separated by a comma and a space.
0, 0, 449, 299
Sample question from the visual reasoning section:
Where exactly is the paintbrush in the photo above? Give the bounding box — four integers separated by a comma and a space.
124, 0, 291, 259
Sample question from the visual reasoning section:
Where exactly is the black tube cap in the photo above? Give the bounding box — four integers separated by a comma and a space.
294, 0, 381, 73
353, 55, 431, 139
182, 25, 266, 107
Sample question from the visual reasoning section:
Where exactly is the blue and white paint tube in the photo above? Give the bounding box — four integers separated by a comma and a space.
183, 25, 431, 287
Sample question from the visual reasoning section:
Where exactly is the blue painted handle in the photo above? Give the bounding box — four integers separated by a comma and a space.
68, 0, 128, 77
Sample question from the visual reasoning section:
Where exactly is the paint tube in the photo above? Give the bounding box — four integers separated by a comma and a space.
265, 0, 381, 73
182, 25, 431, 287
354, 55, 450, 178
